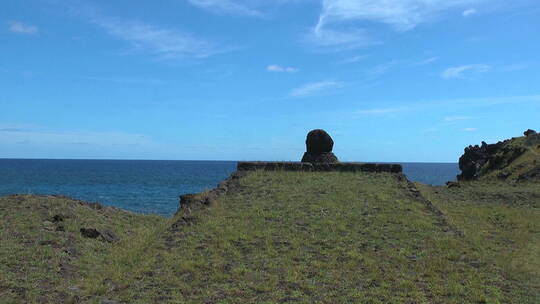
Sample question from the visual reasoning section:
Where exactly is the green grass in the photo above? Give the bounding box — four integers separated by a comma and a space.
1, 171, 539, 303
417, 180, 540, 303
479, 134, 540, 180
0, 195, 163, 303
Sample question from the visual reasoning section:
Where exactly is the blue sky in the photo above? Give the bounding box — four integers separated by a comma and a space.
1, 0, 539, 162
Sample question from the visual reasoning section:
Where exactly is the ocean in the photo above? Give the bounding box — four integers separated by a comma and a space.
0, 159, 459, 216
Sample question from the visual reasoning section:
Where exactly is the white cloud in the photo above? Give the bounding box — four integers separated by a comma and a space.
463, 8, 477, 17
368, 60, 400, 75
310, 25, 375, 50
343, 55, 368, 63
416, 56, 439, 65
79, 75, 166, 85
186, 0, 262, 16
317, 0, 486, 31
357, 108, 400, 114
9, 21, 38, 34
312, 0, 489, 49
441, 64, 491, 79
267, 64, 299, 73
444, 116, 472, 122
463, 128, 477, 132
185, 0, 307, 16
90, 16, 222, 59
289, 81, 343, 97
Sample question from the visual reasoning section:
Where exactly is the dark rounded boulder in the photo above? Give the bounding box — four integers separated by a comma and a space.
301, 129, 338, 163
305, 129, 334, 154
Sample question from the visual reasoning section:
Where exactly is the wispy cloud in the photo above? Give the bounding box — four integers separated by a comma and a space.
309, 27, 375, 51
267, 64, 298, 73
441, 64, 491, 79
357, 108, 400, 115
463, 8, 477, 17
311, 0, 489, 49
368, 60, 401, 75
342, 55, 368, 63
416, 56, 439, 65
463, 127, 477, 132
444, 116, 472, 122
94, 17, 221, 58
71, 4, 225, 59
317, 0, 487, 31
289, 80, 343, 97
8, 21, 38, 34
186, 0, 262, 16
185, 0, 306, 17
79, 76, 166, 85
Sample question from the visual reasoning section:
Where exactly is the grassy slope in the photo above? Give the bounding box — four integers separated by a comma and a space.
0, 195, 164, 303
417, 181, 540, 302
1, 171, 538, 303
480, 134, 540, 180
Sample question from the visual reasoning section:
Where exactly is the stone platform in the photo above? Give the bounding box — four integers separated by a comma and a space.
237, 162, 402, 173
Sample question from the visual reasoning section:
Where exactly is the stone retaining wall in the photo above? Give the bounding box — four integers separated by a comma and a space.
237, 162, 402, 173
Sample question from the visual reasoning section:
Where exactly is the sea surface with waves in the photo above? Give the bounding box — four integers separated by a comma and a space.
0, 159, 459, 216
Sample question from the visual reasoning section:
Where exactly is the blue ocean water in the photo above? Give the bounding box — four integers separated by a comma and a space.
0, 159, 459, 216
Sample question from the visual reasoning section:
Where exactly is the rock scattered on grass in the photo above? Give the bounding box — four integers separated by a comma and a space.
52, 214, 65, 223
80, 228, 118, 243
80, 228, 100, 239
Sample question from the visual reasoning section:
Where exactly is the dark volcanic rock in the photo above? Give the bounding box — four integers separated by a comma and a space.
301, 129, 339, 163
52, 214, 65, 223
80, 228, 100, 239
457, 139, 526, 181
524, 129, 537, 136
100, 230, 119, 243
446, 181, 461, 188
305, 129, 334, 154
237, 162, 402, 173
301, 152, 338, 163
80, 228, 119, 242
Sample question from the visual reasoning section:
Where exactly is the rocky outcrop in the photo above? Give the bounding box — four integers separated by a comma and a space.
301, 129, 339, 163
457, 130, 538, 181
172, 171, 247, 225
524, 129, 537, 137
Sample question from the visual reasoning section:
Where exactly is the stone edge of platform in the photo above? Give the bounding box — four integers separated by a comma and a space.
237, 162, 402, 173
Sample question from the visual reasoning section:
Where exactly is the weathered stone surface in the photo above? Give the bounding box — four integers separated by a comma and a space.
100, 230, 118, 243
305, 129, 334, 154
52, 214, 65, 223
174, 171, 247, 219
446, 181, 461, 188
524, 129, 537, 136
457, 139, 526, 180
80, 228, 100, 239
237, 162, 402, 173
301, 152, 338, 163
79, 228, 118, 242
301, 129, 339, 163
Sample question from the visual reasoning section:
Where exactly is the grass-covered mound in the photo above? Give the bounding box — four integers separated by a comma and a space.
2, 171, 538, 303
0, 195, 164, 303
458, 130, 540, 181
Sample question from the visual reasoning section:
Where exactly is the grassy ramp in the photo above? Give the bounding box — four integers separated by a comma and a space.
1, 171, 538, 303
